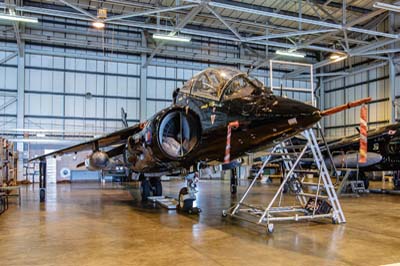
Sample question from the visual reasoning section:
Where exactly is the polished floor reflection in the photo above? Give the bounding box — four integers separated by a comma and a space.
0, 180, 399, 266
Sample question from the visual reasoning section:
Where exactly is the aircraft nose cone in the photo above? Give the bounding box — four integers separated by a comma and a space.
272, 96, 321, 129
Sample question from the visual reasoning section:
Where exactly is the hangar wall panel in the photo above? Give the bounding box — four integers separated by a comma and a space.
323, 59, 392, 138
0, 43, 18, 131
23, 46, 141, 136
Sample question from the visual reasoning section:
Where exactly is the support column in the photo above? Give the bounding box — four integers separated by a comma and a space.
140, 31, 147, 122
16, 50, 25, 181
319, 75, 325, 132
239, 45, 245, 72
389, 11, 398, 123
389, 58, 396, 123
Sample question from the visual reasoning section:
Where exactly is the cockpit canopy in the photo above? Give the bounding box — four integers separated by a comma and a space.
181, 67, 268, 101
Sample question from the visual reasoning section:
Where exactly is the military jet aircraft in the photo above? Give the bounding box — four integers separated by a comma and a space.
324, 123, 400, 188
30, 67, 370, 200
327, 123, 400, 171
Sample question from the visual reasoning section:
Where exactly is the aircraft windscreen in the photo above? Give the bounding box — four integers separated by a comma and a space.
224, 77, 256, 99
181, 68, 243, 100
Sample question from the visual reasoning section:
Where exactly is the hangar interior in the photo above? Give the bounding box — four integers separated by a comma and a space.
1, 0, 400, 265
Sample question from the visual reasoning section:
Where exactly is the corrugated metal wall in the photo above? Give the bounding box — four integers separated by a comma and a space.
323, 59, 391, 138
0, 44, 18, 131
0, 34, 313, 140
24, 45, 141, 135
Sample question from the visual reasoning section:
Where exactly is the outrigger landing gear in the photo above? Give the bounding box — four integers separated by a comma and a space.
230, 168, 238, 195
39, 158, 47, 202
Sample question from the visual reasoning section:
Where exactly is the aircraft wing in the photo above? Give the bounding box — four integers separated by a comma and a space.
29, 123, 144, 161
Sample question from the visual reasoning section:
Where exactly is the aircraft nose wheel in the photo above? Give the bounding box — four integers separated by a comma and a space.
177, 187, 201, 214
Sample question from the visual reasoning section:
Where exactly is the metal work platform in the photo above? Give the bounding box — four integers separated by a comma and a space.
336, 168, 368, 196
147, 196, 178, 210
223, 127, 346, 233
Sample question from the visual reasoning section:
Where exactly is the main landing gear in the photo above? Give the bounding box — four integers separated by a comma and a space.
230, 168, 238, 195
140, 174, 162, 201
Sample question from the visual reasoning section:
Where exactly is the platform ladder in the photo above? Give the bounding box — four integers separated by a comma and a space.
223, 128, 346, 233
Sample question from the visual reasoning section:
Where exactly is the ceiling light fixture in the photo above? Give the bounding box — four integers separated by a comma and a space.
0, 13, 38, 23
330, 54, 347, 62
275, 50, 305, 58
92, 20, 105, 29
373, 2, 400, 12
92, 8, 107, 29
329, 54, 341, 60
153, 33, 191, 42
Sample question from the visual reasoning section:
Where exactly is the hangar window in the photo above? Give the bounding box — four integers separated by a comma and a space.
223, 76, 257, 100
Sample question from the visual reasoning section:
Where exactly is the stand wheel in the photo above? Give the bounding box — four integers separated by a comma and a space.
222, 210, 227, 217
267, 223, 274, 234
332, 217, 338, 224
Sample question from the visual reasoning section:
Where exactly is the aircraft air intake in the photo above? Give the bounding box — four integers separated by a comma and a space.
157, 109, 201, 159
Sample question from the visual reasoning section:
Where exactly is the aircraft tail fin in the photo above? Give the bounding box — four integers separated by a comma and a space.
320, 97, 371, 116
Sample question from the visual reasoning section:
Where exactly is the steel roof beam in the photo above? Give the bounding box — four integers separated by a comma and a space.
246, 29, 336, 42
297, 8, 387, 50
0, 1, 388, 59
184, 0, 396, 39
4, 0, 24, 57
206, 5, 242, 40
105, 4, 197, 22
349, 38, 399, 56
144, 4, 203, 67
57, 0, 97, 19
353, 48, 400, 56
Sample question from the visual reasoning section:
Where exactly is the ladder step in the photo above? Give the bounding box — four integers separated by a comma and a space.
293, 169, 319, 174
301, 182, 322, 186
278, 145, 306, 149
265, 152, 297, 156
297, 193, 328, 199
298, 158, 315, 162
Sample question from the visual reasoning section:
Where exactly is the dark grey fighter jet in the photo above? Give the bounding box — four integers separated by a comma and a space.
30, 67, 370, 198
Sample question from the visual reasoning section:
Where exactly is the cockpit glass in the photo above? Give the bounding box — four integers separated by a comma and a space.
223, 76, 257, 100
181, 68, 268, 100
192, 73, 219, 99
181, 78, 194, 93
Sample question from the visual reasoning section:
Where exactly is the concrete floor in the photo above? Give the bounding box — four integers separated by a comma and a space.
0, 180, 400, 266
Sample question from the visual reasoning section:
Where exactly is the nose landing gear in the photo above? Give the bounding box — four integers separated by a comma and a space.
177, 172, 201, 214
